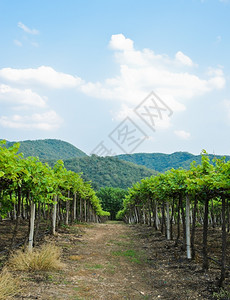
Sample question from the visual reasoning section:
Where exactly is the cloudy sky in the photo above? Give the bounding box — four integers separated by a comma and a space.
0, 0, 230, 155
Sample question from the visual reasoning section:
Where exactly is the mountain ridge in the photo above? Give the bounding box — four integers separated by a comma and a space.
3, 138, 230, 188
2, 139, 156, 189
117, 151, 230, 173
62, 155, 157, 190
4, 139, 87, 161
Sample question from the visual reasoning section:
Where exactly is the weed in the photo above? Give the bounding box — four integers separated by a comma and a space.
8, 243, 64, 271
46, 273, 54, 282
0, 268, 20, 299
59, 243, 73, 249
213, 288, 230, 300
105, 263, 116, 275
142, 295, 151, 299
112, 249, 136, 257
111, 249, 144, 264
119, 234, 129, 239
60, 223, 70, 229
85, 263, 104, 270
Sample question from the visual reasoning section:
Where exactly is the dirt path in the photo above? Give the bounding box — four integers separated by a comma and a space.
66, 222, 154, 299
16, 222, 215, 300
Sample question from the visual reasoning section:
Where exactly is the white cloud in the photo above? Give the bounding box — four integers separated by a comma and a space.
2, 37, 224, 112
109, 34, 134, 51
175, 51, 195, 67
0, 84, 47, 108
174, 130, 191, 140
79, 34, 225, 116
112, 92, 173, 131
0, 67, 78, 131
112, 104, 137, 121
0, 66, 83, 89
0, 110, 62, 130
206, 67, 224, 77
14, 39, 22, 47
18, 22, 39, 35
1, 34, 226, 134
0, 83, 61, 131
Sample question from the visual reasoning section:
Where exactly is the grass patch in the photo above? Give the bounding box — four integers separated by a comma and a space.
129, 257, 141, 264
0, 268, 20, 299
111, 249, 143, 264
60, 223, 71, 229
85, 263, 104, 270
213, 288, 230, 300
119, 234, 129, 239
8, 243, 64, 271
112, 249, 136, 257
104, 263, 116, 275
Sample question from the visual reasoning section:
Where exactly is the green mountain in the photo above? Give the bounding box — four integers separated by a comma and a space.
62, 155, 157, 190
117, 152, 230, 173
5, 139, 87, 161
4, 139, 230, 188
3, 138, 157, 189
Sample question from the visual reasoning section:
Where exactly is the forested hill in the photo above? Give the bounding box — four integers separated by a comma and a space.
3, 139, 157, 189
4, 139, 230, 187
62, 155, 157, 190
117, 152, 230, 173
5, 139, 87, 161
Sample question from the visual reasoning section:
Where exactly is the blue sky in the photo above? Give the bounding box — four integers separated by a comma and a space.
0, 0, 230, 155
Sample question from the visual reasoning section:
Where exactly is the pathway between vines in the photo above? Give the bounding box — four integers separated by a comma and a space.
19, 222, 213, 299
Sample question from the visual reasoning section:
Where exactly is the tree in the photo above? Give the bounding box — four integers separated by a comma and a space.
97, 187, 127, 220
0, 141, 109, 251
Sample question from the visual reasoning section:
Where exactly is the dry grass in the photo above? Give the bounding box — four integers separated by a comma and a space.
0, 268, 20, 299
8, 243, 64, 271
69, 255, 84, 261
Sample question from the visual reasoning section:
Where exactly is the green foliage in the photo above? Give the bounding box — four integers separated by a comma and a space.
117, 151, 230, 220
4, 139, 87, 161
117, 152, 230, 173
0, 140, 107, 218
111, 249, 142, 263
213, 288, 230, 300
97, 187, 128, 220
62, 155, 157, 190
3, 139, 158, 190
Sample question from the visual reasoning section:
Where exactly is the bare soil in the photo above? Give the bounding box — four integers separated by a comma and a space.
2, 221, 230, 299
